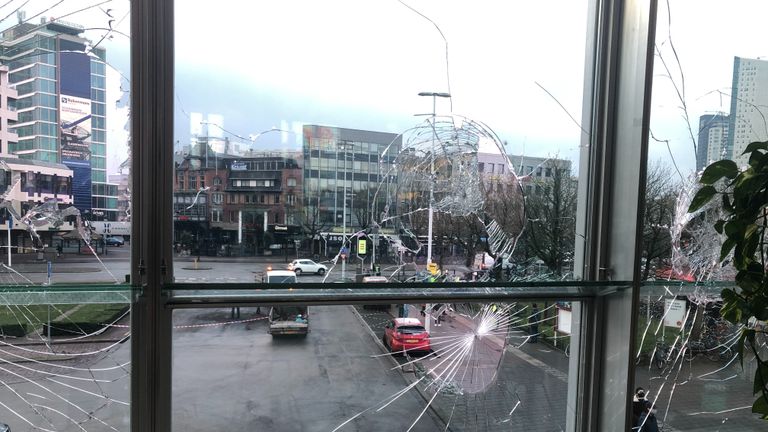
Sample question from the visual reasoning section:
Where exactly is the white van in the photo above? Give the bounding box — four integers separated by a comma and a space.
266, 270, 297, 284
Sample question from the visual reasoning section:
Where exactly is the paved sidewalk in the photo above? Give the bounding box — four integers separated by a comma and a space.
406, 306, 506, 394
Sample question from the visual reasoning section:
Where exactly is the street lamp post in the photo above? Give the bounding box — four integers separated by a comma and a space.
417, 92, 450, 265
418, 91, 450, 334
338, 142, 354, 280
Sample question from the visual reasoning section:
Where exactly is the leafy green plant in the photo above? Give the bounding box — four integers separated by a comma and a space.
688, 140, 768, 419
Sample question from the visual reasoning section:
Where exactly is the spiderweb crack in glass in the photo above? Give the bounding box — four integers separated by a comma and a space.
336, 303, 564, 430
0, 2, 132, 430
318, 114, 527, 285
633, 173, 756, 431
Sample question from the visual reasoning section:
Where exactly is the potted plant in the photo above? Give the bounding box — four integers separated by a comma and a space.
689, 140, 768, 419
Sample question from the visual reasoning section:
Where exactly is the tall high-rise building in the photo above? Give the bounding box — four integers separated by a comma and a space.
727, 56, 768, 166
0, 17, 119, 220
0, 65, 18, 156
697, 113, 729, 171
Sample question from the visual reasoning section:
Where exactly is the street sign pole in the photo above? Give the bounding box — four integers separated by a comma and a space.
7, 214, 11, 267
340, 246, 348, 281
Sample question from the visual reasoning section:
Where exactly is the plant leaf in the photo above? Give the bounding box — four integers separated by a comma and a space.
743, 141, 768, 155
724, 220, 746, 238
737, 329, 747, 368
734, 173, 766, 203
744, 224, 759, 240
752, 393, 768, 419
700, 160, 739, 184
720, 237, 736, 261
722, 194, 733, 212
735, 269, 759, 294
749, 149, 765, 168
754, 361, 768, 395
720, 288, 746, 325
688, 186, 717, 213
752, 297, 768, 321
714, 219, 725, 234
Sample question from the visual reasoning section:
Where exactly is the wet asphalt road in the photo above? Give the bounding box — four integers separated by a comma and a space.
172, 305, 442, 432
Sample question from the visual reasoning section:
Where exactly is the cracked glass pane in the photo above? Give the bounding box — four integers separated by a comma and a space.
172, 0, 590, 430
172, 301, 574, 431
0, 1, 132, 431
172, 0, 587, 284
637, 0, 767, 429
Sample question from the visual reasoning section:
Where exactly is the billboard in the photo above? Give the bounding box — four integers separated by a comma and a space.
58, 38, 92, 212
60, 95, 92, 161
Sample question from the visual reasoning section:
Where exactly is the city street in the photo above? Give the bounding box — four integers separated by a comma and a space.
172, 305, 441, 432
0, 305, 442, 432
0, 247, 362, 284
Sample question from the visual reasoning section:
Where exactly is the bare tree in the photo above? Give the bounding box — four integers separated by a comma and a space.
524, 160, 577, 275
641, 160, 677, 280
300, 203, 329, 256
352, 189, 377, 232
426, 211, 485, 268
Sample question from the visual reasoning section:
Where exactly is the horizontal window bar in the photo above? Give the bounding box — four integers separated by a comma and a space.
165, 283, 631, 308
0, 284, 133, 292
164, 280, 631, 291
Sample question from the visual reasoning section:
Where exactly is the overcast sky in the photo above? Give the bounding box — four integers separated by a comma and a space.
172, 0, 589, 164
3, 0, 767, 176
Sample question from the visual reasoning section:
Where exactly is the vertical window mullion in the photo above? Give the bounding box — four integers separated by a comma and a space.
131, 1, 175, 431
572, 0, 658, 430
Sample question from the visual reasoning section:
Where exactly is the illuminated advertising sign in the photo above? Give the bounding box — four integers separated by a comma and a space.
58, 38, 92, 212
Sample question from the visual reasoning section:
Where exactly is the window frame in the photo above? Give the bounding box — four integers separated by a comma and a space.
129, 0, 658, 431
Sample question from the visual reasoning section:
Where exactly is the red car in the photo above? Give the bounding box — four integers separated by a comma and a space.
383, 318, 431, 354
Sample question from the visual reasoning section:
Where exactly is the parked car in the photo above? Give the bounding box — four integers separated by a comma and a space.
287, 259, 327, 275
383, 317, 431, 354
105, 236, 125, 247
0, 423, 10, 432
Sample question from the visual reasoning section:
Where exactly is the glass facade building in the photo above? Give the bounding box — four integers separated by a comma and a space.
302, 125, 401, 236
0, 19, 118, 220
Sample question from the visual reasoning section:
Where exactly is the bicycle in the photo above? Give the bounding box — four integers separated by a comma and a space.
652, 342, 673, 370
